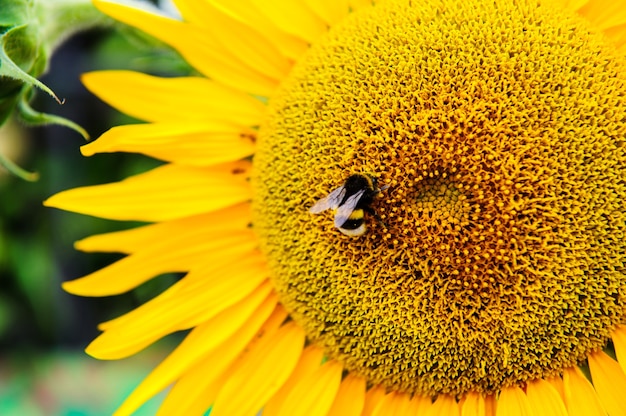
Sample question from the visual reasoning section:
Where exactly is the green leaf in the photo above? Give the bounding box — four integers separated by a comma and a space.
17, 89, 89, 139
0, 144, 38, 181
0, 25, 61, 103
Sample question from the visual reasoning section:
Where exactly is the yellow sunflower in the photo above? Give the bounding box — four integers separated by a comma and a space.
45, 0, 626, 414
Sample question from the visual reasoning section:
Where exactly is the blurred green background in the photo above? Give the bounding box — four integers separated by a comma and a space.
0, 5, 194, 414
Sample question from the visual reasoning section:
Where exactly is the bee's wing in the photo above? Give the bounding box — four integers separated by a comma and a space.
309, 185, 347, 214
333, 189, 366, 228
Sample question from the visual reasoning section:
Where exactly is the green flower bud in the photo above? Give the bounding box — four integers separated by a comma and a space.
0, 0, 110, 180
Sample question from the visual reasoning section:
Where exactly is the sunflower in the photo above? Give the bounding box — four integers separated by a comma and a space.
45, 0, 626, 414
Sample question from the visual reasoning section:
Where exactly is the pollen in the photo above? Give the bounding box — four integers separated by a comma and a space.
251, 0, 626, 396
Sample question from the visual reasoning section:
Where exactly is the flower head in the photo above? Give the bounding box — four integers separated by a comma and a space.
46, 0, 626, 415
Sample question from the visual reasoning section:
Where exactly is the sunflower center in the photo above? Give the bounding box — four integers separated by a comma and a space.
252, 0, 626, 396
413, 178, 470, 228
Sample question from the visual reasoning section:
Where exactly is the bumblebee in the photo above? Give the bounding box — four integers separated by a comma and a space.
309, 173, 387, 236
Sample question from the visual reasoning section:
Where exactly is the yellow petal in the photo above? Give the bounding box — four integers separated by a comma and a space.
82, 71, 265, 125
562, 366, 607, 416
45, 161, 251, 222
495, 386, 532, 416
264, 346, 325, 416
544, 0, 589, 12
526, 379, 568, 416
547, 376, 566, 405
485, 394, 497, 416
577, 0, 626, 30
411, 394, 434, 414
173, 0, 292, 80
565, 0, 590, 11
86, 272, 271, 360
397, 393, 421, 415
426, 394, 460, 416
112, 292, 277, 416
210, 322, 306, 416
75, 203, 251, 254
63, 229, 257, 297
304, 0, 350, 26
588, 350, 626, 416
275, 360, 343, 415
81, 122, 256, 166
97, 252, 267, 328
155, 305, 288, 416
612, 325, 626, 375
604, 23, 626, 55
362, 386, 386, 416
462, 392, 486, 416
373, 391, 415, 416
160, 372, 225, 416
251, 0, 327, 43
371, 393, 395, 416
93, 0, 278, 96
326, 374, 366, 416
348, 0, 373, 11
208, 0, 308, 60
